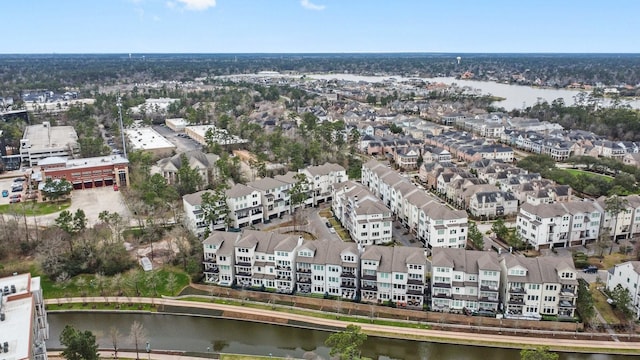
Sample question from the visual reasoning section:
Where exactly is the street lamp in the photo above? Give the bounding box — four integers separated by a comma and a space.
117, 96, 128, 158
145, 341, 150, 360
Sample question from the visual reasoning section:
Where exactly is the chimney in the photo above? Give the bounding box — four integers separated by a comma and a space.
354, 195, 359, 207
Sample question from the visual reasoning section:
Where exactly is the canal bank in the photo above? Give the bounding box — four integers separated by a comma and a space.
44, 297, 639, 357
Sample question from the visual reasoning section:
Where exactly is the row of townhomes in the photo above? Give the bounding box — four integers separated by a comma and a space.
360, 159, 469, 248
182, 163, 346, 236
516, 195, 640, 250
203, 234, 578, 318
607, 261, 640, 320
202, 230, 426, 308
432, 249, 578, 320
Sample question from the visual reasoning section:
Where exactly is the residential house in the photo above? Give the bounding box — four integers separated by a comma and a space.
606, 261, 640, 320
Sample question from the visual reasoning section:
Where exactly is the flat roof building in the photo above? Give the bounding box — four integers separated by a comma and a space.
125, 127, 176, 158
165, 118, 189, 132
185, 125, 248, 146
40, 155, 130, 190
20, 122, 78, 167
0, 273, 49, 360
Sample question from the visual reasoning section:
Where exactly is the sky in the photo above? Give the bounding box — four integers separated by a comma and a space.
4, 0, 639, 54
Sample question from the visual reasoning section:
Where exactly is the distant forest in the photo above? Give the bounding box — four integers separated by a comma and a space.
1, 53, 640, 94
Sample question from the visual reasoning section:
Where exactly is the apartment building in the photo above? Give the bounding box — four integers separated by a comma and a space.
606, 261, 640, 320
226, 184, 263, 229
360, 246, 427, 309
202, 232, 237, 286
247, 177, 291, 221
361, 159, 468, 249
596, 195, 640, 242
517, 201, 601, 250
332, 181, 393, 248
295, 240, 360, 300
500, 254, 578, 320
430, 249, 501, 314
299, 163, 346, 206
468, 191, 518, 219
0, 273, 49, 360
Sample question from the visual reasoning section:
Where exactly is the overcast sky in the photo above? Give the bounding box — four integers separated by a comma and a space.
4, 0, 639, 53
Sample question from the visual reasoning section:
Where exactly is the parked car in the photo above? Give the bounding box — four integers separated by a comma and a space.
583, 265, 598, 274
325, 221, 332, 228
1, 190, 7, 197
13, 177, 25, 182
11, 186, 23, 192
9, 194, 21, 199
9, 198, 20, 204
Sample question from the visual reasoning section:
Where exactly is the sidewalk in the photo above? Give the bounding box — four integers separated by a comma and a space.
48, 351, 212, 360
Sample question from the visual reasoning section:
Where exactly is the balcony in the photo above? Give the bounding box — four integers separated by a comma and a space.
341, 272, 356, 278
407, 278, 424, 285
480, 296, 499, 303
560, 287, 575, 296
508, 297, 524, 305
361, 284, 377, 291
559, 300, 575, 308
361, 274, 377, 281
432, 282, 451, 289
341, 282, 356, 289
480, 285, 499, 292
236, 271, 251, 277
276, 265, 292, 270
509, 287, 525, 293
407, 289, 424, 296
236, 261, 251, 267
297, 276, 311, 283
297, 268, 311, 274
432, 292, 452, 299
204, 266, 219, 273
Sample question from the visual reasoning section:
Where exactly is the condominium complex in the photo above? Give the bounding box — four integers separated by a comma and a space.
0, 273, 49, 360
361, 159, 468, 248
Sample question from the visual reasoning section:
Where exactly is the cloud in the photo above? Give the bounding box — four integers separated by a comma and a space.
175, 0, 216, 11
300, 0, 325, 11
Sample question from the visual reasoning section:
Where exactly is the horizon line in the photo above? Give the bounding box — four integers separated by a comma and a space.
1, 51, 640, 56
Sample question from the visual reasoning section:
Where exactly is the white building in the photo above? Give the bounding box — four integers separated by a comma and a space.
517, 201, 601, 250
151, 150, 219, 188
165, 118, 189, 132
125, 126, 176, 158
202, 232, 237, 286
606, 261, 640, 320
332, 181, 393, 248
300, 163, 347, 206
431, 249, 501, 313
0, 273, 49, 360
295, 240, 360, 300
20, 122, 78, 166
360, 246, 426, 309
247, 177, 291, 221
226, 184, 263, 229
185, 125, 249, 146
500, 254, 578, 319
596, 195, 640, 242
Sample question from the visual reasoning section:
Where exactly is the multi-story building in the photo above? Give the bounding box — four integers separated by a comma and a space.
606, 261, 640, 320
360, 245, 427, 309
300, 163, 346, 206
516, 201, 601, 250
295, 240, 359, 300
361, 159, 468, 249
430, 249, 501, 314
500, 254, 578, 320
39, 155, 130, 190
151, 150, 219, 188
247, 177, 291, 221
226, 184, 263, 229
0, 273, 49, 360
20, 122, 78, 167
468, 191, 518, 219
332, 181, 393, 248
202, 232, 237, 286
596, 195, 640, 242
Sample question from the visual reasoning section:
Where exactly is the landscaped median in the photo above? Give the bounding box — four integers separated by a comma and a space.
45, 296, 640, 356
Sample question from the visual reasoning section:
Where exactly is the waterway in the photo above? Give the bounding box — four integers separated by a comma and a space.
47, 312, 633, 360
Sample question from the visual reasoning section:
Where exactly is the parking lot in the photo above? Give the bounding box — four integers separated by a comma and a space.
152, 125, 203, 153
0, 176, 27, 205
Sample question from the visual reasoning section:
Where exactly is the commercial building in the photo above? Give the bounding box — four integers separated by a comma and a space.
0, 273, 49, 360
125, 127, 176, 158
165, 118, 189, 132
20, 122, 78, 167
185, 125, 248, 147
39, 155, 130, 189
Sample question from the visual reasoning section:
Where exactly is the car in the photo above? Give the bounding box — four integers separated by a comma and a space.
583, 265, 598, 274
329, 228, 336, 234
13, 177, 25, 182
11, 186, 23, 192
1, 190, 7, 197
325, 221, 332, 228
9, 198, 20, 204
9, 194, 21, 199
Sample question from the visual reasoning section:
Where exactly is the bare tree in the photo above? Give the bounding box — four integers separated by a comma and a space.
110, 326, 122, 359
165, 273, 178, 296
129, 321, 147, 360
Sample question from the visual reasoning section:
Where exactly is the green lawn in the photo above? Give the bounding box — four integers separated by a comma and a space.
562, 168, 613, 182
0, 199, 70, 215
590, 283, 621, 325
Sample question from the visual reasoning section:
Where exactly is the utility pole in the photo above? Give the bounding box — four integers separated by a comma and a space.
117, 96, 128, 158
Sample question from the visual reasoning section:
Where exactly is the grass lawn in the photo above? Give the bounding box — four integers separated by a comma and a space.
590, 283, 621, 325
221, 355, 295, 360
562, 168, 613, 182
46, 301, 159, 312
0, 199, 70, 215
587, 252, 631, 270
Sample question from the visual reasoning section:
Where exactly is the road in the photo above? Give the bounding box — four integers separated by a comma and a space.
45, 296, 640, 354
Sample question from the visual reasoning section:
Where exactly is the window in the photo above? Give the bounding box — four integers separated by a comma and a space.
394, 274, 404, 280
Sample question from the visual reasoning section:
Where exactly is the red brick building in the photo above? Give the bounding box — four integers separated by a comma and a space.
39, 155, 130, 190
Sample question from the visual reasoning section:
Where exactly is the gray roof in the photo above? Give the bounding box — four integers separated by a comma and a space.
226, 183, 256, 199
432, 248, 500, 273
361, 245, 426, 273
501, 253, 577, 285
202, 231, 239, 256
296, 240, 358, 266
182, 189, 211, 206
247, 177, 289, 191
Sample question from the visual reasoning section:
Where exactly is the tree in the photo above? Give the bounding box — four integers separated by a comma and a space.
73, 209, 88, 233
576, 279, 595, 325
324, 325, 368, 360
610, 284, 634, 322
289, 173, 309, 231
109, 326, 122, 359
520, 346, 559, 360
468, 222, 484, 250
176, 153, 204, 195
201, 184, 231, 234
41, 178, 73, 201
60, 325, 100, 360
491, 218, 509, 241
605, 195, 629, 253
129, 320, 148, 360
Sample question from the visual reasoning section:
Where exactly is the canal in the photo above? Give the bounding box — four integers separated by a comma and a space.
47, 312, 632, 360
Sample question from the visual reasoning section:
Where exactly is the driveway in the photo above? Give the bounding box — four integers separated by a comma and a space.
152, 125, 202, 153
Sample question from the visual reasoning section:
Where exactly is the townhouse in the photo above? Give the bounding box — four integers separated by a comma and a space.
517, 201, 601, 250
151, 150, 219, 188
500, 254, 578, 319
606, 261, 640, 320
300, 163, 347, 206
246, 177, 291, 221
332, 181, 394, 248
360, 245, 427, 309
295, 240, 360, 300
596, 195, 640, 242
468, 191, 518, 219
202, 232, 237, 285
430, 248, 501, 314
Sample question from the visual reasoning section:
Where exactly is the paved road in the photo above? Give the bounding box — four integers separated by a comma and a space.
45, 297, 640, 354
